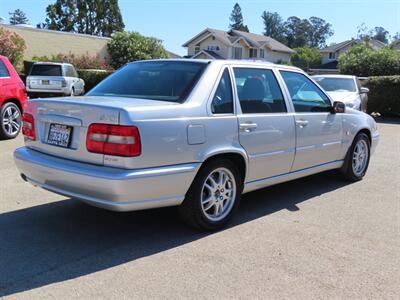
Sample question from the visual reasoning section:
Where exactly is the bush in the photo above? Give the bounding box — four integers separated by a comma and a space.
77, 69, 113, 92
365, 76, 400, 117
339, 44, 400, 76
31, 52, 112, 70
0, 27, 26, 68
108, 31, 168, 69
291, 47, 321, 70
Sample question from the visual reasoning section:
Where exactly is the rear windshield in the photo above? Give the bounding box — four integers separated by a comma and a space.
314, 77, 356, 92
30, 65, 62, 76
87, 61, 208, 102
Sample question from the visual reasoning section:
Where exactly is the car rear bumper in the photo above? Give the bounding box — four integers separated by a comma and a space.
14, 147, 200, 212
27, 87, 70, 95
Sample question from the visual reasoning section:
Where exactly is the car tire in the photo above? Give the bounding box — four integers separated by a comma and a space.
340, 132, 371, 181
0, 102, 22, 140
179, 159, 243, 231
70, 87, 75, 97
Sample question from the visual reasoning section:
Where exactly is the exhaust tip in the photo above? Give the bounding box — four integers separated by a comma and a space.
20, 173, 27, 182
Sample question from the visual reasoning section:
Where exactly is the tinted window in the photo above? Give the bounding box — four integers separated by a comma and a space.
211, 69, 233, 114
0, 61, 10, 77
30, 65, 62, 76
87, 61, 207, 103
280, 71, 331, 113
314, 77, 356, 92
65, 65, 78, 77
234, 68, 286, 114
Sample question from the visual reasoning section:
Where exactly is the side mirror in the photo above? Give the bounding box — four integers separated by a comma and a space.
332, 101, 345, 114
360, 87, 369, 94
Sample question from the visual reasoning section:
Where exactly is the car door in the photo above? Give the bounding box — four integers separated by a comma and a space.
233, 67, 296, 182
279, 71, 343, 171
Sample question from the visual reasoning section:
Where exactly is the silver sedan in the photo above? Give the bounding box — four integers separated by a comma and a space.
14, 59, 379, 230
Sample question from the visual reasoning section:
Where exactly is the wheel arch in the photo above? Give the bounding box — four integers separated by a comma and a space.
1, 98, 22, 112
356, 128, 372, 145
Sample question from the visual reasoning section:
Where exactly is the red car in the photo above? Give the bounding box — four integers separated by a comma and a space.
0, 55, 28, 139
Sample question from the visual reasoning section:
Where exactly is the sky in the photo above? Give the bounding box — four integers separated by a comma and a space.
0, 0, 399, 55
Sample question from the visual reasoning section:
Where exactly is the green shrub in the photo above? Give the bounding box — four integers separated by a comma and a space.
108, 31, 168, 69
31, 52, 112, 70
339, 44, 400, 76
365, 76, 400, 117
0, 27, 26, 69
77, 69, 113, 92
291, 47, 321, 70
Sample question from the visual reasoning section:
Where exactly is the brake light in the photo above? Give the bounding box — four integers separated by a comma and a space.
61, 79, 67, 87
22, 113, 36, 140
86, 124, 141, 157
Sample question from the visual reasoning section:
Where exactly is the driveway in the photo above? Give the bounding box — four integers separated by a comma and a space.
0, 121, 399, 299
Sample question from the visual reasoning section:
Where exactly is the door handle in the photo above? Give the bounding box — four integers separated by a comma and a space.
295, 120, 309, 128
240, 122, 258, 132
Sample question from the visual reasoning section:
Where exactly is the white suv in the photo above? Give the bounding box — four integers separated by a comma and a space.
26, 62, 85, 97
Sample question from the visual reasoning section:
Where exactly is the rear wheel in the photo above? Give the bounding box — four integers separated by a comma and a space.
0, 102, 22, 140
179, 159, 243, 231
70, 87, 75, 96
340, 132, 370, 181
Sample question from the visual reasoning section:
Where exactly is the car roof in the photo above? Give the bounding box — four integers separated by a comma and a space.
130, 59, 303, 72
32, 62, 73, 66
312, 74, 356, 79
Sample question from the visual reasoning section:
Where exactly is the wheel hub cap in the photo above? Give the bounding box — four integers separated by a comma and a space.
2, 106, 20, 136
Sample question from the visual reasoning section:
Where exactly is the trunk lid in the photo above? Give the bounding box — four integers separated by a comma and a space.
28, 76, 63, 91
24, 96, 177, 166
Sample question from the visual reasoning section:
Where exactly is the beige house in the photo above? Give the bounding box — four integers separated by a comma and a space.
183, 28, 295, 63
0, 24, 181, 64
1, 24, 111, 62
319, 39, 386, 70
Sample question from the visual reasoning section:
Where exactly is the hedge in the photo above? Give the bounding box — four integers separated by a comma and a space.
365, 76, 400, 117
77, 69, 113, 92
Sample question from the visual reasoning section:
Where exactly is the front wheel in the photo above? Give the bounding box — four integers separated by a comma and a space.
340, 132, 371, 181
0, 102, 22, 140
179, 159, 243, 231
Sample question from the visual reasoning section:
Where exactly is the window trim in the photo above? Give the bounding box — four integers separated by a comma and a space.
231, 66, 289, 115
207, 66, 236, 116
278, 70, 333, 114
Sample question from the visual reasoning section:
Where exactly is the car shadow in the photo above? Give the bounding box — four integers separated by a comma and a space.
0, 171, 350, 296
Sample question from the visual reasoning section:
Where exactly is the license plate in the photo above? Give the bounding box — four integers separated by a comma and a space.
42, 80, 50, 85
47, 124, 72, 148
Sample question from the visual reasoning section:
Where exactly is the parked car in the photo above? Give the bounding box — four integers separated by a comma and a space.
14, 60, 379, 230
26, 62, 85, 97
312, 75, 369, 112
0, 55, 28, 140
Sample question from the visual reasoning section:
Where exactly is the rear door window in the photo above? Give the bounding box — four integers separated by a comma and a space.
0, 60, 10, 77
30, 65, 62, 76
65, 65, 78, 77
233, 68, 286, 114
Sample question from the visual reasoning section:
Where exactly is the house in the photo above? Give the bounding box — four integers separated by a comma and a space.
318, 38, 386, 71
0, 24, 180, 64
182, 28, 295, 63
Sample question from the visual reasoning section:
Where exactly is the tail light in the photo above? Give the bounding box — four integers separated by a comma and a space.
22, 113, 36, 140
61, 79, 67, 87
86, 124, 141, 157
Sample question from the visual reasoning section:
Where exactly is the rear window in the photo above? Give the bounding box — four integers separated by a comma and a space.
87, 61, 208, 102
30, 65, 62, 76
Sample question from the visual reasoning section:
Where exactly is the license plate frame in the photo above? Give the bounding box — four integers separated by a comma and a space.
42, 80, 50, 85
47, 124, 73, 148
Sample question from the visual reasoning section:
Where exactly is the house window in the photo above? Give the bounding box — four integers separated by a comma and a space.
329, 52, 336, 59
233, 47, 242, 59
207, 45, 220, 51
259, 49, 265, 59
194, 46, 200, 55
249, 48, 258, 58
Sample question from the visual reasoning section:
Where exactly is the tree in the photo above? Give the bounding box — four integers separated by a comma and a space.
9, 9, 29, 25
38, 0, 124, 37
291, 47, 321, 70
372, 26, 389, 44
261, 11, 286, 43
0, 27, 26, 67
307, 17, 333, 48
229, 3, 249, 32
284, 17, 310, 48
107, 31, 168, 69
